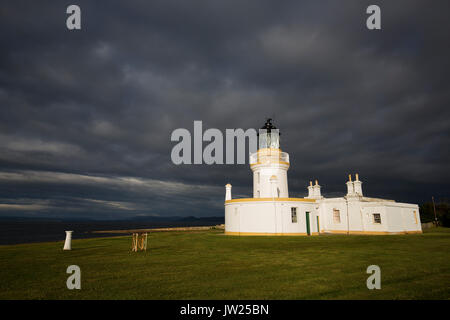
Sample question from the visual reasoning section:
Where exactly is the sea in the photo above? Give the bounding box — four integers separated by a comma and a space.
0, 217, 224, 245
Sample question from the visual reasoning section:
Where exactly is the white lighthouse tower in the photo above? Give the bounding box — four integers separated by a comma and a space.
250, 119, 290, 198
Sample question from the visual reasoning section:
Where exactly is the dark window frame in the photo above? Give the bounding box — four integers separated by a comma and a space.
373, 213, 382, 224
291, 207, 297, 223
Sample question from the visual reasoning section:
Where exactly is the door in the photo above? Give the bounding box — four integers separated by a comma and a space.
305, 212, 311, 235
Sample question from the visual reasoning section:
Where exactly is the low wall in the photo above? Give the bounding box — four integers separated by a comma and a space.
92, 225, 224, 234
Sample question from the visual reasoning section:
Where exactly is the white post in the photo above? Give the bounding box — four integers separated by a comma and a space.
63, 231, 73, 250
225, 184, 232, 201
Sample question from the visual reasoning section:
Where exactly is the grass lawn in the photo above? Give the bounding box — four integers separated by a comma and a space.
0, 228, 449, 299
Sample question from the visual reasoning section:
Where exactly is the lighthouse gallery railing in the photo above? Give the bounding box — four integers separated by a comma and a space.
249, 150, 289, 165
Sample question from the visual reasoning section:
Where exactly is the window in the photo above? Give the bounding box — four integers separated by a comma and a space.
373, 213, 381, 224
333, 209, 341, 223
291, 207, 297, 223
277, 188, 280, 198
413, 211, 418, 224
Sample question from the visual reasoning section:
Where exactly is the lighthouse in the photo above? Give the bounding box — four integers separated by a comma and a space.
224, 119, 422, 236
250, 119, 290, 198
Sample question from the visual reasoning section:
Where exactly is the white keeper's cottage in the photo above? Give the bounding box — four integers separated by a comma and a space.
224, 119, 422, 236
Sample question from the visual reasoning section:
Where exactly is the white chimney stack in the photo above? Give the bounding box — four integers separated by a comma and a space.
346, 174, 354, 196
307, 181, 314, 198
312, 179, 321, 198
63, 231, 73, 250
353, 173, 363, 196
225, 184, 232, 201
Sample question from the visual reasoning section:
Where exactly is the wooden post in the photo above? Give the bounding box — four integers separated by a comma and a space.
139, 234, 144, 250
131, 233, 139, 252
132, 232, 148, 252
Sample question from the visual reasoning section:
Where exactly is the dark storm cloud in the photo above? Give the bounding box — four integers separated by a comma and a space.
0, 0, 449, 219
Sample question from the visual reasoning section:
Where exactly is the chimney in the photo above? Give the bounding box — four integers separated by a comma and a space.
225, 184, 232, 201
307, 180, 314, 198
353, 173, 363, 196
346, 174, 354, 196
313, 179, 321, 198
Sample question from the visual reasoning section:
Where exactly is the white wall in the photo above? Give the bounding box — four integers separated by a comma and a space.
318, 199, 349, 233
361, 205, 388, 233
317, 198, 422, 234
225, 200, 316, 235
225, 198, 421, 235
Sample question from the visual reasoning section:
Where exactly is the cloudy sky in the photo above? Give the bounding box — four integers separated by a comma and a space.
0, 1, 449, 219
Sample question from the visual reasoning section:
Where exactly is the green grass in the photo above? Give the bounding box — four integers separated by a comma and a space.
1, 228, 449, 299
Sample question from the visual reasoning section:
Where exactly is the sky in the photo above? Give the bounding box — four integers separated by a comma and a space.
0, 1, 449, 219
